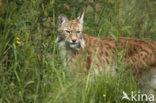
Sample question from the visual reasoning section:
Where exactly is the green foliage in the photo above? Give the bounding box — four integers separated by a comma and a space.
0, 0, 155, 103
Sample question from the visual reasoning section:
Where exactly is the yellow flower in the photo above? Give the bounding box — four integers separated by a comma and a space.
103, 94, 106, 97
16, 41, 22, 45
16, 37, 20, 41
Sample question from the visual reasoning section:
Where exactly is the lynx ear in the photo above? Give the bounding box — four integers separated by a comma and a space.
58, 14, 68, 27
77, 16, 80, 19
79, 12, 85, 24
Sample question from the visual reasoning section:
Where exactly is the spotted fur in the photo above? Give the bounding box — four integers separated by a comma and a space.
56, 13, 156, 82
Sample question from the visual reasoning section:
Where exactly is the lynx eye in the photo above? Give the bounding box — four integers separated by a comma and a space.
76, 31, 81, 33
65, 30, 71, 33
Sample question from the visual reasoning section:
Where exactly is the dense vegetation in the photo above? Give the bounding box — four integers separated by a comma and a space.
0, 0, 155, 103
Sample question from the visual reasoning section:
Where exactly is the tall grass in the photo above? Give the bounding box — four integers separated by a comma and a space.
0, 0, 155, 103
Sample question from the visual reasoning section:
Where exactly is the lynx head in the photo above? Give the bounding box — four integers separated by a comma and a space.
56, 12, 85, 50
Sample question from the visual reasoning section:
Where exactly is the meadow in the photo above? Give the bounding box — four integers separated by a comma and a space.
0, 0, 156, 103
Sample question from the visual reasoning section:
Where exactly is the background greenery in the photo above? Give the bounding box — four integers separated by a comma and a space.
0, 0, 155, 103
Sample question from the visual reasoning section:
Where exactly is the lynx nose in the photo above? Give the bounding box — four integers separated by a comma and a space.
71, 36, 77, 43
72, 39, 76, 43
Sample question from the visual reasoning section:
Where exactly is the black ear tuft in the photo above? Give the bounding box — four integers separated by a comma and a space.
78, 12, 85, 24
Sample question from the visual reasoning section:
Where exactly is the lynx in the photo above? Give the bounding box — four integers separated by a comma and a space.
56, 12, 156, 91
